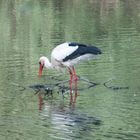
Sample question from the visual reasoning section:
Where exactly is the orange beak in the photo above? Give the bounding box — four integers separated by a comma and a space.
38, 64, 44, 77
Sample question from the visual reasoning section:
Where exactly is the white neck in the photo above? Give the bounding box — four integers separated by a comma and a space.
44, 58, 53, 69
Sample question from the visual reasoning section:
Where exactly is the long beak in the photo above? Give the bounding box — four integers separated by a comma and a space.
38, 64, 44, 77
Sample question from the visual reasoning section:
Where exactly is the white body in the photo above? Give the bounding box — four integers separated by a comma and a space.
51, 42, 96, 69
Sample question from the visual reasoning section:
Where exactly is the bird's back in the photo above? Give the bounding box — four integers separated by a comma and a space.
51, 42, 78, 61
63, 42, 101, 62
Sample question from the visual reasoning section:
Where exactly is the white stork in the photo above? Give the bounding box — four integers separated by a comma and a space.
38, 42, 102, 99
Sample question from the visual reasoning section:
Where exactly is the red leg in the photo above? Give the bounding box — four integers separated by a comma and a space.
38, 92, 43, 111
72, 66, 78, 99
68, 68, 73, 101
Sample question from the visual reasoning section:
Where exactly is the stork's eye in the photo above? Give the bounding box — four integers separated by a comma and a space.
39, 62, 41, 65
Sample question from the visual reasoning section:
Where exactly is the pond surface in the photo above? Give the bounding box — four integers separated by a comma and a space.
0, 0, 140, 140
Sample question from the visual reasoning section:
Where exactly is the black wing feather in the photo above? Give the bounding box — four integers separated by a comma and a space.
63, 42, 102, 62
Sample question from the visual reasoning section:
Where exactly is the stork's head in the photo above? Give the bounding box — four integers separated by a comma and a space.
38, 56, 52, 77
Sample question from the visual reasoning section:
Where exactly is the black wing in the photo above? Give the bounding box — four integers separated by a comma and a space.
63, 42, 102, 62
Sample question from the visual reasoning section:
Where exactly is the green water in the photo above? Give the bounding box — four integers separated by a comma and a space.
0, 0, 140, 140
